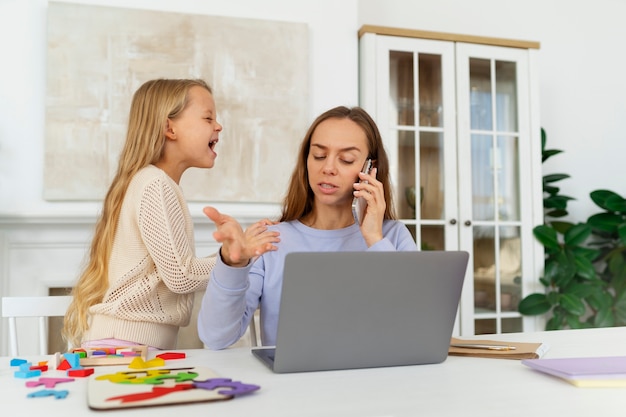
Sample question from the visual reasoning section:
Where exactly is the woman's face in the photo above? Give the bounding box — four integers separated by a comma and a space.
307, 117, 370, 210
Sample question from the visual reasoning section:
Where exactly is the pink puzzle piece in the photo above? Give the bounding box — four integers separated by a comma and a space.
26, 377, 75, 389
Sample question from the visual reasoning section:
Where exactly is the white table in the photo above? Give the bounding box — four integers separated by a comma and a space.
1, 327, 625, 416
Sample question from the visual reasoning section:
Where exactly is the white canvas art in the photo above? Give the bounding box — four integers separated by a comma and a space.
45, 2, 309, 202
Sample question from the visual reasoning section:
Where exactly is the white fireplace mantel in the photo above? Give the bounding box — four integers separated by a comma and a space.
0, 202, 280, 355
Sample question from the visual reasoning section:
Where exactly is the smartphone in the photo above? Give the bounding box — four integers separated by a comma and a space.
351, 158, 374, 225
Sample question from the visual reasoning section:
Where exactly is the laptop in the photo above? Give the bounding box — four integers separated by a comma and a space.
252, 250, 469, 373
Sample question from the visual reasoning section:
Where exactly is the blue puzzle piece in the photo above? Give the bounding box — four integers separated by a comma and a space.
27, 389, 69, 399
10, 358, 27, 367
18, 362, 33, 371
14, 369, 42, 379
63, 353, 82, 369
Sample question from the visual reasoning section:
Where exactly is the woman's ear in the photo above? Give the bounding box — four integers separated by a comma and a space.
164, 118, 177, 140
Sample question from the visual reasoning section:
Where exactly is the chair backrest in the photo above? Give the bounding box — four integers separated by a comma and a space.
1, 295, 72, 356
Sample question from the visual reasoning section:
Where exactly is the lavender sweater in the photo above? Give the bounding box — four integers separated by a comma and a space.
198, 219, 417, 350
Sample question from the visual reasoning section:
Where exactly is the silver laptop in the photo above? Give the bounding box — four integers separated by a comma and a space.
252, 250, 469, 373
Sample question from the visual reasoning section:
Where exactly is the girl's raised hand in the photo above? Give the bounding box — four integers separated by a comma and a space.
203, 206, 280, 267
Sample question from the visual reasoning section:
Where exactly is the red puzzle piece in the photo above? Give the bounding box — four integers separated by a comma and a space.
68, 368, 94, 377
155, 352, 186, 360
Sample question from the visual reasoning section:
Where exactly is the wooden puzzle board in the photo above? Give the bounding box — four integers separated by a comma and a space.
75, 346, 148, 366
87, 366, 259, 410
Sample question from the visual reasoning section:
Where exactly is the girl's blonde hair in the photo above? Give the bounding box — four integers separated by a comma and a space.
280, 106, 396, 222
63, 79, 212, 348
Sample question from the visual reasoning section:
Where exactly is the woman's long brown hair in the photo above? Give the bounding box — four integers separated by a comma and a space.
279, 106, 396, 222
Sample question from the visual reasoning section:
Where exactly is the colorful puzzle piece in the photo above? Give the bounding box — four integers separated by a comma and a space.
128, 356, 165, 369
10, 358, 27, 367
63, 353, 82, 369
107, 384, 194, 403
88, 367, 260, 410
68, 368, 94, 377
193, 378, 261, 396
14, 369, 42, 379
96, 368, 198, 385
26, 377, 74, 389
156, 352, 186, 360
27, 389, 69, 399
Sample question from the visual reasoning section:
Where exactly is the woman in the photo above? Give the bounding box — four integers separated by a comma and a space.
198, 106, 417, 349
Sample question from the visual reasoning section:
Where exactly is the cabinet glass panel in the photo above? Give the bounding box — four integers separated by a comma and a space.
497, 135, 520, 221
474, 225, 496, 312
389, 51, 414, 126
475, 317, 522, 335
499, 226, 522, 312
471, 134, 494, 221
419, 54, 443, 127
419, 131, 444, 220
397, 130, 416, 219
474, 225, 522, 314
495, 60, 518, 132
469, 58, 492, 131
421, 225, 444, 251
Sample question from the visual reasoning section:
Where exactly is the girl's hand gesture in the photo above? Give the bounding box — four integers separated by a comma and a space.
203, 206, 280, 267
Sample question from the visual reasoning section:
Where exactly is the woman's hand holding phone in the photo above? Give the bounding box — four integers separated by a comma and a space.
352, 160, 385, 246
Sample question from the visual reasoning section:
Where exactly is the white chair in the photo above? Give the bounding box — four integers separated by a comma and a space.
1, 295, 72, 356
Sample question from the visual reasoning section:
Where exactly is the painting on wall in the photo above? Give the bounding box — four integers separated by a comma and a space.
45, 2, 309, 203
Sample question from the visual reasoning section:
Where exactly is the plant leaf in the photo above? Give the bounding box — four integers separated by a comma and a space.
590, 190, 621, 211
613, 288, 626, 325
605, 195, 626, 213
533, 225, 559, 250
618, 223, 626, 246
587, 213, 623, 233
546, 311, 564, 330
593, 307, 615, 328
544, 174, 570, 184
542, 149, 563, 161
564, 223, 591, 247
518, 293, 551, 315
558, 293, 586, 316
550, 221, 574, 234
574, 255, 596, 280
546, 209, 569, 218
565, 314, 584, 329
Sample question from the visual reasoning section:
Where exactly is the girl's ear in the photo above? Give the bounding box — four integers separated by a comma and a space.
164, 118, 177, 140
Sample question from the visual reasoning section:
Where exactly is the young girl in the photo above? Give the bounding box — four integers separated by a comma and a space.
63, 78, 279, 350
198, 106, 417, 350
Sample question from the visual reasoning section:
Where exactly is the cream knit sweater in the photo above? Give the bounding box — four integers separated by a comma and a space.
83, 165, 216, 349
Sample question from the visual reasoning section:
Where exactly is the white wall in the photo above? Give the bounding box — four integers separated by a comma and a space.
0, 0, 360, 355
358, 0, 626, 223
2, 0, 623, 222
0, 0, 360, 219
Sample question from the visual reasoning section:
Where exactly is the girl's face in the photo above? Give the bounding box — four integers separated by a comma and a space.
167, 86, 223, 170
307, 117, 370, 210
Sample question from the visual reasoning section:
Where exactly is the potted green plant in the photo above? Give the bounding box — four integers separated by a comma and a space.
518, 129, 626, 329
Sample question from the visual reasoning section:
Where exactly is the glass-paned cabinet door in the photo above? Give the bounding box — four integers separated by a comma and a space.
455, 43, 537, 335
360, 28, 543, 336
369, 35, 459, 251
